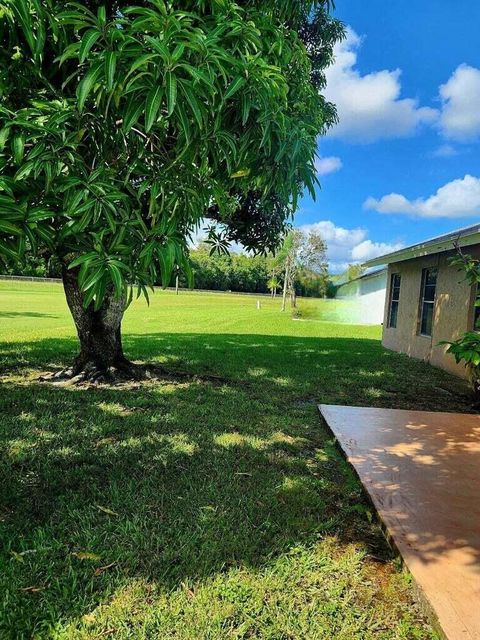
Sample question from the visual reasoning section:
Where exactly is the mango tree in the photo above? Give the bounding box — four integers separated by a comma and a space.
0, 0, 343, 380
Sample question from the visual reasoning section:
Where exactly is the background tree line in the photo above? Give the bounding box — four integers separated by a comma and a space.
1, 237, 335, 298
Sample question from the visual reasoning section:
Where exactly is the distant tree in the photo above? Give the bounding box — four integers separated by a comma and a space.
178, 246, 270, 294
278, 229, 328, 311
325, 278, 338, 299
267, 270, 280, 298
0, 248, 46, 277
0, 0, 343, 380
296, 268, 329, 297
277, 231, 299, 312
345, 263, 366, 282
298, 230, 328, 296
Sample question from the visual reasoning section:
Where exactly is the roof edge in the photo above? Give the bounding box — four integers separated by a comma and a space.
363, 226, 480, 268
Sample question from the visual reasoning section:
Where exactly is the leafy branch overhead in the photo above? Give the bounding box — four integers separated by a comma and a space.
0, 0, 344, 307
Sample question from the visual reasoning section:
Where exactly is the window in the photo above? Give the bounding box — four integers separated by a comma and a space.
388, 273, 401, 328
473, 285, 480, 330
419, 268, 437, 337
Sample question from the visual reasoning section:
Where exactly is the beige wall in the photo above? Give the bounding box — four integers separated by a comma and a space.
382, 248, 479, 379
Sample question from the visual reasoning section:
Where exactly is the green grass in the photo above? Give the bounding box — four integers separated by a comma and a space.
0, 280, 468, 639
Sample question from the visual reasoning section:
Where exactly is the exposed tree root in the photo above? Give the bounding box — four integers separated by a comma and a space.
39, 359, 150, 386
38, 359, 236, 388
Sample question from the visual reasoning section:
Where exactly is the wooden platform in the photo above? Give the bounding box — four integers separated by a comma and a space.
319, 404, 480, 640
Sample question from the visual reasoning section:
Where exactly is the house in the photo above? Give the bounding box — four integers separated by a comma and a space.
364, 223, 480, 379
335, 267, 387, 325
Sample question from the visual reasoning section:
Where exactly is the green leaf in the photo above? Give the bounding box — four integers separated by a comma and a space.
0, 178, 14, 197
0, 127, 10, 151
182, 257, 194, 288
241, 94, 251, 125
10, 0, 35, 55
138, 283, 150, 305
230, 168, 250, 179
0, 239, 19, 260
0, 220, 23, 236
27, 208, 52, 223
224, 76, 245, 101
172, 44, 184, 62
79, 29, 101, 63
83, 285, 97, 309
165, 72, 177, 117
12, 135, 25, 165
144, 36, 169, 58
77, 63, 103, 112
68, 252, 98, 269
108, 262, 124, 297
94, 279, 107, 310
157, 242, 175, 288
14, 161, 35, 182
128, 53, 158, 75
179, 81, 203, 130
145, 85, 163, 132
82, 266, 105, 292
123, 99, 144, 133
175, 101, 191, 144
97, 5, 106, 26
105, 51, 117, 90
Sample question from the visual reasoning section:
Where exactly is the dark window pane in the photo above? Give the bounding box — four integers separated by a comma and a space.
389, 300, 399, 328
425, 269, 438, 286
475, 303, 480, 330
423, 284, 436, 302
388, 274, 401, 328
474, 287, 480, 330
419, 269, 437, 336
421, 301, 434, 336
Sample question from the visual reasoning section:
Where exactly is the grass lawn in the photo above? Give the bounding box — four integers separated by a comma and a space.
0, 280, 471, 639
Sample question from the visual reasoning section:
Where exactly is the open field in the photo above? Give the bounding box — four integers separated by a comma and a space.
0, 280, 471, 639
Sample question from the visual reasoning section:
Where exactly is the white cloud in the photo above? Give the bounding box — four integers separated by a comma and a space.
439, 64, 480, 141
315, 155, 343, 176
299, 220, 403, 272
430, 144, 458, 158
364, 175, 480, 219
324, 28, 438, 143
351, 239, 403, 262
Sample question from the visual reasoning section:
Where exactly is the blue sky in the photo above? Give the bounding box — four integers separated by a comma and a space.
297, 0, 480, 272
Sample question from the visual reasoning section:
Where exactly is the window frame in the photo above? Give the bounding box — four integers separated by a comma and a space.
387, 273, 401, 329
418, 268, 438, 338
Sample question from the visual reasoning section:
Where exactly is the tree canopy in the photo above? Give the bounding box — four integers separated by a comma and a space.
0, 0, 343, 308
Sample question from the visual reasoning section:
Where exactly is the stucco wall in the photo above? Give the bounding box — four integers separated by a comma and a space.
382, 248, 479, 379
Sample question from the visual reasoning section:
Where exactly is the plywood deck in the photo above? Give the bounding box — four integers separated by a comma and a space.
319, 404, 480, 640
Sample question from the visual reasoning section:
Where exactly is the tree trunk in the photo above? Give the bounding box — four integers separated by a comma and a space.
291, 288, 297, 309
281, 258, 290, 312
62, 266, 129, 379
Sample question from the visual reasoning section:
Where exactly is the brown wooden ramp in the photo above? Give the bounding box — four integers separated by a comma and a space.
319, 404, 480, 640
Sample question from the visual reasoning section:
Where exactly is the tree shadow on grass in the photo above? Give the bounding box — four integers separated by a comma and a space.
0, 332, 474, 637
0, 311, 59, 318
0, 330, 470, 410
